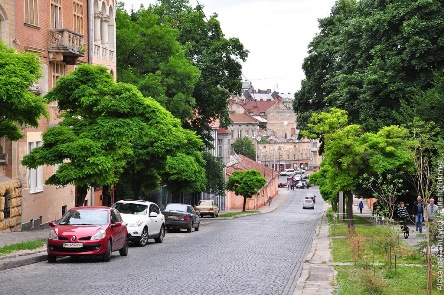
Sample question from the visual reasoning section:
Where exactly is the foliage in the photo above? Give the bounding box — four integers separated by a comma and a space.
294, 0, 444, 135
22, 64, 205, 205
231, 137, 256, 160
226, 169, 266, 211
0, 41, 47, 140
116, 5, 200, 124
202, 151, 225, 196
0, 239, 46, 256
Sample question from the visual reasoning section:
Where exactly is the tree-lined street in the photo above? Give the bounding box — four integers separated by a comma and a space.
0, 187, 323, 295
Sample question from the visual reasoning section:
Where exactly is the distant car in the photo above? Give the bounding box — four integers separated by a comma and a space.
195, 199, 219, 217
305, 193, 316, 203
280, 169, 295, 176
112, 200, 165, 246
47, 206, 128, 263
295, 181, 305, 189
303, 199, 315, 209
162, 203, 200, 232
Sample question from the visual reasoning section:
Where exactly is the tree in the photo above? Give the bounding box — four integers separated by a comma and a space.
295, 0, 444, 133
231, 137, 256, 160
226, 169, 266, 212
22, 64, 205, 206
0, 41, 47, 140
116, 4, 200, 124
202, 151, 226, 197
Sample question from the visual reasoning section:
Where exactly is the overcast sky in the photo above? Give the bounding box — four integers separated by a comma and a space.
120, 0, 337, 95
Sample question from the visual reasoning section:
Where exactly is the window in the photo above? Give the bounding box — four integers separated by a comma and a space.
217, 139, 223, 157
73, 1, 83, 34
4, 192, 10, 219
25, 0, 39, 26
28, 141, 43, 193
51, 62, 64, 88
51, 0, 62, 29
62, 205, 67, 217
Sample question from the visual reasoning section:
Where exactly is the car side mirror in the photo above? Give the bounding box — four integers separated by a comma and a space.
111, 221, 122, 228
49, 221, 56, 227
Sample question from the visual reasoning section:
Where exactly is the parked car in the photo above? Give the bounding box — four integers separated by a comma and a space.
47, 206, 128, 263
303, 199, 315, 209
112, 200, 165, 246
295, 181, 305, 189
280, 169, 295, 176
195, 199, 219, 217
305, 193, 316, 203
162, 203, 200, 232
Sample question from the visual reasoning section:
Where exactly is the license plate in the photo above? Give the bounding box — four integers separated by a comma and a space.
63, 242, 83, 248
168, 216, 178, 220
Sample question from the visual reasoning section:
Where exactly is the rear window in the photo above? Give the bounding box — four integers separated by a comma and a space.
199, 200, 213, 206
165, 204, 187, 212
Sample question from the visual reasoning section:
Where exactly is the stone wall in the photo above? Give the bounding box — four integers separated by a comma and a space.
0, 179, 22, 231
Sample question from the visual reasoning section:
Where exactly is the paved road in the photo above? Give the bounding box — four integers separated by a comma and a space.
0, 186, 323, 295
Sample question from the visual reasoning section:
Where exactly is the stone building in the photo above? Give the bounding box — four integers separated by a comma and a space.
0, 0, 116, 231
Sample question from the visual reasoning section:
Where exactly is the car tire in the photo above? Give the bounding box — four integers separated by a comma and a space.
187, 223, 193, 233
154, 225, 165, 243
119, 238, 129, 256
102, 240, 112, 262
47, 255, 56, 263
138, 227, 148, 247
195, 222, 200, 231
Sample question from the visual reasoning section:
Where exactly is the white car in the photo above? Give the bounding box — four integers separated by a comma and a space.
303, 199, 315, 209
280, 169, 296, 176
112, 200, 165, 246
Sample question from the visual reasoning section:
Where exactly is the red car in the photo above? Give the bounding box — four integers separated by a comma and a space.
47, 206, 128, 263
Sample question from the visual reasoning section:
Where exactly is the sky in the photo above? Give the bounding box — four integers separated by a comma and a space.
120, 0, 337, 96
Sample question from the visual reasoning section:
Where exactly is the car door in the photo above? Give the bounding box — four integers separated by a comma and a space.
188, 206, 199, 225
148, 204, 161, 236
110, 209, 125, 251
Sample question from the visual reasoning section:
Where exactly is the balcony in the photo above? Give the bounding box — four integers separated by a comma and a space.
48, 29, 85, 65
0, 153, 7, 165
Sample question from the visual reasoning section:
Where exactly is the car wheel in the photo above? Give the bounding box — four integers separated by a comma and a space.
187, 223, 193, 233
138, 227, 148, 247
47, 255, 56, 263
195, 222, 200, 231
102, 240, 112, 262
119, 237, 129, 256
154, 225, 165, 243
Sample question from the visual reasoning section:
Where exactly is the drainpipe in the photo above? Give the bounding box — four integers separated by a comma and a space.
87, 0, 93, 64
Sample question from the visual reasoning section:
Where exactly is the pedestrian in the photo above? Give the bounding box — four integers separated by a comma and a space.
413, 196, 424, 233
427, 198, 438, 221
358, 201, 364, 214
397, 201, 409, 238
268, 196, 272, 206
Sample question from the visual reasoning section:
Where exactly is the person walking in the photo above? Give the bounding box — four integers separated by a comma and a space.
268, 196, 272, 206
358, 201, 364, 214
413, 196, 424, 233
427, 198, 438, 221
397, 201, 409, 238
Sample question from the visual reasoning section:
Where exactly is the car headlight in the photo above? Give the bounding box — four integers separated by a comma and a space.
91, 229, 106, 240
129, 220, 144, 227
48, 229, 58, 240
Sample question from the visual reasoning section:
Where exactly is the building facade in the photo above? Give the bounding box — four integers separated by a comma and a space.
0, 0, 116, 231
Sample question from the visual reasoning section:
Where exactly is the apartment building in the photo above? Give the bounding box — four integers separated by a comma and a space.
0, 0, 116, 231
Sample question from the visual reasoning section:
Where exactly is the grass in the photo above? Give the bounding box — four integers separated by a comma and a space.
331, 215, 437, 294
0, 239, 46, 256
218, 210, 260, 217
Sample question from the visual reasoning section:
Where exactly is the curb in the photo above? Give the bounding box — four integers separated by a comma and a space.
0, 248, 47, 271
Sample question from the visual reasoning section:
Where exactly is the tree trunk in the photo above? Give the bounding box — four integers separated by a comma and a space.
346, 191, 355, 229
75, 186, 88, 207
102, 185, 112, 206
242, 197, 247, 212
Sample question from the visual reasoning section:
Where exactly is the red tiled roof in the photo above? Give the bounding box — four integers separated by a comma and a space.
229, 113, 258, 123
226, 154, 276, 183
217, 128, 230, 134
244, 99, 276, 114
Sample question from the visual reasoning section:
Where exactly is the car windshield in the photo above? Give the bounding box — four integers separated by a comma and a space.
113, 203, 148, 215
199, 200, 213, 206
165, 204, 187, 212
59, 210, 108, 225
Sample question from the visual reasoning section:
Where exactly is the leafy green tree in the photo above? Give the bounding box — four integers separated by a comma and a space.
116, 4, 200, 124
22, 64, 206, 206
226, 169, 266, 212
295, 0, 444, 133
202, 151, 226, 197
231, 137, 256, 160
0, 41, 47, 140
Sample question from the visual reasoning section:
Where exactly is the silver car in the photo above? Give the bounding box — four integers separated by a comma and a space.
303, 199, 314, 209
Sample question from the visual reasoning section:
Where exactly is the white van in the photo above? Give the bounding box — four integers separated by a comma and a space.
280, 169, 295, 176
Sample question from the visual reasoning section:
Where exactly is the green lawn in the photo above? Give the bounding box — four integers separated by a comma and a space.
0, 239, 46, 256
218, 210, 259, 218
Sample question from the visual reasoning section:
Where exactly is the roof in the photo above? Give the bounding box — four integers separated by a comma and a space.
244, 99, 276, 114
252, 115, 267, 123
217, 128, 230, 134
226, 154, 276, 183
229, 113, 258, 124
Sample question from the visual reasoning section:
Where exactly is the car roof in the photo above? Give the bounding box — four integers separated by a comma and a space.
69, 206, 111, 211
114, 200, 155, 205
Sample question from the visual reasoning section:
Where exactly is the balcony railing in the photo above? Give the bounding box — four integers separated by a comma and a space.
48, 29, 85, 65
